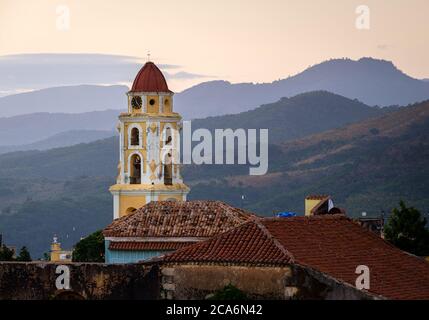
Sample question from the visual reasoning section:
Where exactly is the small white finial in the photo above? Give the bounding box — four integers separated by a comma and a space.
147, 51, 151, 62
53, 235, 58, 243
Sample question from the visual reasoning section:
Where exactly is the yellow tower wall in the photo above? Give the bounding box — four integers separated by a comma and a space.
147, 95, 159, 113
119, 194, 147, 215
305, 199, 322, 216
158, 194, 184, 201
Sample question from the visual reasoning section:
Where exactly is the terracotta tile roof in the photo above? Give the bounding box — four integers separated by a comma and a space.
158, 215, 429, 300
103, 200, 256, 238
160, 221, 290, 265
306, 195, 330, 200
130, 61, 172, 93
109, 241, 195, 251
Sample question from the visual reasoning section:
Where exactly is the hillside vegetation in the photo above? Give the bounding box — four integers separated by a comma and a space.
0, 94, 428, 257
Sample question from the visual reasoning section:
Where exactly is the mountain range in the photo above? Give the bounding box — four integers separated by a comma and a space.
0, 130, 115, 155
191, 91, 387, 144
1, 57, 428, 123
175, 57, 429, 118
0, 92, 428, 257
0, 85, 127, 118
0, 110, 119, 146
187, 99, 429, 216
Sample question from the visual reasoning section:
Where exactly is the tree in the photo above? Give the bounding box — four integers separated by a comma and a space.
43, 252, 50, 261
209, 284, 248, 300
72, 230, 105, 262
16, 246, 32, 261
0, 245, 15, 261
384, 201, 429, 256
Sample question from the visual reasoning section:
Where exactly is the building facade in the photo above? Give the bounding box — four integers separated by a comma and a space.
110, 61, 189, 220
50, 236, 72, 262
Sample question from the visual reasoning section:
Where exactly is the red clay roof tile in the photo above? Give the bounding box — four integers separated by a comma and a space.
130, 62, 171, 93
108, 241, 195, 251
158, 215, 429, 300
103, 200, 256, 238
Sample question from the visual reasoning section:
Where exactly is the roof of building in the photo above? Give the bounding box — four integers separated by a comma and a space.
130, 61, 171, 93
109, 241, 196, 251
305, 195, 330, 200
159, 221, 289, 265
157, 215, 429, 300
103, 200, 256, 238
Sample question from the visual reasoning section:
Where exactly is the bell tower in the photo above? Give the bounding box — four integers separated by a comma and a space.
110, 61, 190, 219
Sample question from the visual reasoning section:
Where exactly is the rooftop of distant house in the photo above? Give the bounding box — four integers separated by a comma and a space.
103, 200, 256, 239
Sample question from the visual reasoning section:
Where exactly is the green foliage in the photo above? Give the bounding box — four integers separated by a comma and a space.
192, 91, 381, 144
16, 246, 32, 261
209, 284, 248, 300
72, 230, 105, 262
0, 245, 15, 261
0, 98, 429, 258
384, 201, 429, 256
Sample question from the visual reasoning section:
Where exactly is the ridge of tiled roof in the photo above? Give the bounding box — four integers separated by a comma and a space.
305, 195, 330, 200
103, 200, 256, 238
109, 241, 195, 251
153, 214, 429, 300
157, 219, 292, 265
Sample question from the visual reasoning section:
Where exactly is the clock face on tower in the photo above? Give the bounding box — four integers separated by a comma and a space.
131, 96, 142, 109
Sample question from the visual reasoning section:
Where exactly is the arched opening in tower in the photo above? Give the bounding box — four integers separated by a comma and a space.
130, 154, 141, 184
165, 127, 172, 146
126, 207, 137, 215
130, 127, 140, 146
164, 153, 173, 185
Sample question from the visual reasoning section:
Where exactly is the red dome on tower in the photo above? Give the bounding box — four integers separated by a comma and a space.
130, 62, 171, 93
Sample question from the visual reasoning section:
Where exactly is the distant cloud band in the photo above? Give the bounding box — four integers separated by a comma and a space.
0, 53, 211, 96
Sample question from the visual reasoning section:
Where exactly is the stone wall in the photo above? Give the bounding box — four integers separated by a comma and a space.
0, 262, 160, 300
0, 261, 378, 300
161, 264, 291, 300
159, 263, 378, 300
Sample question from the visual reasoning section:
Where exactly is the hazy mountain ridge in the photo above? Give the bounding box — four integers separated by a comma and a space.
0, 85, 128, 118
187, 99, 429, 215
0, 110, 119, 146
0, 130, 115, 155
0, 90, 384, 147
1, 57, 428, 123
175, 58, 429, 119
191, 91, 385, 143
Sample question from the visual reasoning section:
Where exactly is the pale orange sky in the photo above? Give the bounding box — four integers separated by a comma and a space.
0, 0, 428, 91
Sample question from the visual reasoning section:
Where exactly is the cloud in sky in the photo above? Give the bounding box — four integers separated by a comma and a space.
377, 44, 391, 51
0, 53, 212, 96
164, 71, 212, 80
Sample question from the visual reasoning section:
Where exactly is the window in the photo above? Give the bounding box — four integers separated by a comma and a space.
165, 127, 172, 145
164, 153, 173, 185
130, 127, 139, 146
130, 154, 141, 184
149, 99, 155, 105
